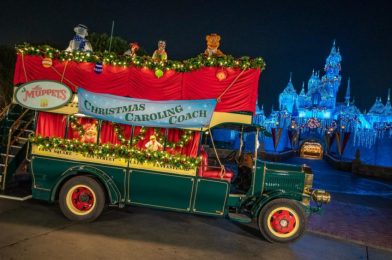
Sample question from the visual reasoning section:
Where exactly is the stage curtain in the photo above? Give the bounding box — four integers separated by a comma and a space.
127, 67, 183, 99
67, 117, 98, 143
182, 67, 260, 113
165, 129, 200, 157
35, 112, 66, 137
100, 122, 131, 145
132, 127, 165, 149
14, 55, 261, 113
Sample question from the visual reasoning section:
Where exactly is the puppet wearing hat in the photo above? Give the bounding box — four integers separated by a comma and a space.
65, 24, 93, 52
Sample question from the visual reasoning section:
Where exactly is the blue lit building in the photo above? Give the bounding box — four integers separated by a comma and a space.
258, 41, 392, 167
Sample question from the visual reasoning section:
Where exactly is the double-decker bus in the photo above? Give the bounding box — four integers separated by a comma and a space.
0, 46, 330, 243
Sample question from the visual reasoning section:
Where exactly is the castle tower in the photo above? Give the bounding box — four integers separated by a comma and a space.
321, 40, 342, 107
345, 78, 351, 106
299, 82, 306, 96
279, 73, 298, 113
384, 88, 392, 116
307, 69, 319, 92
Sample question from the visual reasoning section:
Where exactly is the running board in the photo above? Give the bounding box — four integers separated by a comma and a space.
228, 213, 252, 223
0, 194, 32, 201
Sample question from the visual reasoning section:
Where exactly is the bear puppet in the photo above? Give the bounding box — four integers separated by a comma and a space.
204, 33, 224, 57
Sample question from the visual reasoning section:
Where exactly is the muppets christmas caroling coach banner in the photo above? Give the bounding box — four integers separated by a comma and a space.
78, 88, 216, 128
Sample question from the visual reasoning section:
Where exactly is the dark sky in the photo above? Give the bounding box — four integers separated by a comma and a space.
1, 0, 392, 113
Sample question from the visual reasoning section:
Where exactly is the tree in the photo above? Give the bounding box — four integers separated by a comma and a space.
88, 32, 128, 54
0, 45, 16, 108
88, 32, 148, 56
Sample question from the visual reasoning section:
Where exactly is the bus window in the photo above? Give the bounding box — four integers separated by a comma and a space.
100, 121, 131, 145
132, 127, 166, 151
35, 112, 66, 138
67, 116, 99, 144
165, 129, 200, 157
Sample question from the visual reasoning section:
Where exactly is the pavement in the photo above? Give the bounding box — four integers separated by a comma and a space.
0, 157, 392, 259
286, 157, 392, 250
0, 199, 392, 260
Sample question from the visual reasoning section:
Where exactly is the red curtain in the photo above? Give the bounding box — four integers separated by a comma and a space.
165, 129, 200, 157
14, 55, 260, 113
35, 112, 66, 138
67, 117, 98, 143
100, 122, 132, 145
131, 127, 200, 157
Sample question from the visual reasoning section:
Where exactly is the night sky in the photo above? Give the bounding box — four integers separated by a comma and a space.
1, 0, 392, 114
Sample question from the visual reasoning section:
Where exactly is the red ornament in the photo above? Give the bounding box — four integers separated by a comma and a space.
42, 57, 53, 68
216, 70, 227, 81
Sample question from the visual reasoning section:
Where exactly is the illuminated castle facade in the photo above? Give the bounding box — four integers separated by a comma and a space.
256, 41, 392, 167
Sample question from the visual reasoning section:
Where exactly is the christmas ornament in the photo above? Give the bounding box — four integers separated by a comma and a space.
42, 57, 53, 68
155, 69, 164, 78
94, 62, 103, 74
216, 69, 227, 81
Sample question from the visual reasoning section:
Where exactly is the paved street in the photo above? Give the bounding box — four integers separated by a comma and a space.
286, 157, 392, 250
0, 199, 391, 260
1, 157, 392, 259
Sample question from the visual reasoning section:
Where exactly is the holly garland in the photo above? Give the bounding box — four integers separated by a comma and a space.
113, 122, 128, 145
29, 135, 201, 170
153, 128, 193, 149
69, 115, 86, 136
131, 126, 146, 145
71, 119, 193, 149
16, 44, 266, 72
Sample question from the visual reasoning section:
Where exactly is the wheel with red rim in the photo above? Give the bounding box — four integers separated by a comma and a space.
59, 176, 105, 222
258, 198, 306, 243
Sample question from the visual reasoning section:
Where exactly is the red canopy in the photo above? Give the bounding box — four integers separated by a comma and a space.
14, 54, 261, 113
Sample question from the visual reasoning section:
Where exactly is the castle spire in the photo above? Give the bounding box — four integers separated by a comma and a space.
345, 78, 351, 106
384, 88, 392, 116
300, 82, 306, 96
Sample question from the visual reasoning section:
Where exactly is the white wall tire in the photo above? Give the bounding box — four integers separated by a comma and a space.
258, 198, 306, 243
59, 176, 105, 222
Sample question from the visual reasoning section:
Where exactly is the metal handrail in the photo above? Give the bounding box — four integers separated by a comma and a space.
1, 108, 32, 190
0, 103, 12, 122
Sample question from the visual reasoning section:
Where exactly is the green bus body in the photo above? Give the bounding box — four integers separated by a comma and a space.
30, 145, 314, 219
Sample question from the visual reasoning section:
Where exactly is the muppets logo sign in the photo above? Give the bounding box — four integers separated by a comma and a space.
78, 88, 216, 128
15, 80, 73, 110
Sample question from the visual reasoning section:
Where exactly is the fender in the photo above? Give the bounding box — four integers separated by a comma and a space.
50, 165, 122, 205
249, 190, 304, 218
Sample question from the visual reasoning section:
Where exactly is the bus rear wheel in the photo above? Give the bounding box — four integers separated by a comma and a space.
59, 176, 105, 222
258, 198, 306, 243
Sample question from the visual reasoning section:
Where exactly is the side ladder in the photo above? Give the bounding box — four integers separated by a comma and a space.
0, 104, 35, 201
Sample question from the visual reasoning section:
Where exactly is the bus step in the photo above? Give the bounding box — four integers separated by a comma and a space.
0, 184, 32, 202
228, 213, 252, 223
0, 194, 32, 201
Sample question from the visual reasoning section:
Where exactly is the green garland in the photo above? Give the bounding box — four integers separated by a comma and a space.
16, 44, 266, 72
153, 128, 193, 149
29, 135, 201, 170
131, 126, 146, 145
113, 122, 128, 145
69, 115, 86, 136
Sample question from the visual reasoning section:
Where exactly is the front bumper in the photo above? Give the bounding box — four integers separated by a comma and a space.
306, 189, 331, 213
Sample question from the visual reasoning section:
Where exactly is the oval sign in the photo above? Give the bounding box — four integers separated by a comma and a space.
15, 80, 73, 110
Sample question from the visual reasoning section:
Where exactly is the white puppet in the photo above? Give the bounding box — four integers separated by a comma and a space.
65, 24, 93, 52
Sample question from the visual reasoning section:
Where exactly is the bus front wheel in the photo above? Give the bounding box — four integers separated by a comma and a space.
59, 176, 105, 222
258, 198, 306, 243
